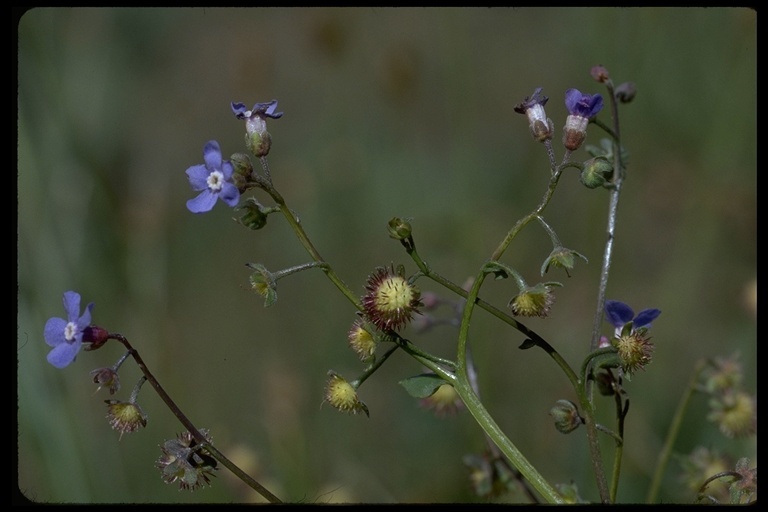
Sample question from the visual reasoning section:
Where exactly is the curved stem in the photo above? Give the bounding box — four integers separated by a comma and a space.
110, 334, 282, 503
261, 181, 362, 311
452, 374, 564, 503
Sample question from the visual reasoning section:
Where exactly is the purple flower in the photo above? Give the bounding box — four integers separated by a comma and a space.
604, 299, 661, 335
185, 140, 240, 213
564, 88, 604, 119
231, 100, 284, 121
45, 291, 94, 368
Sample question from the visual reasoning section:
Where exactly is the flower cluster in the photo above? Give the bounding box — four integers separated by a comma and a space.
514, 87, 603, 152
155, 429, 218, 491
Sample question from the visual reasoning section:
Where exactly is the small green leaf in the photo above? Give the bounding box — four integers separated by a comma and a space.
399, 373, 446, 398
263, 287, 278, 308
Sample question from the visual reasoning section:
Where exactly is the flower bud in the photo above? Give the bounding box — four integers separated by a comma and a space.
387, 217, 412, 241
580, 156, 614, 189
236, 198, 270, 230
230, 152, 254, 192
590, 65, 610, 83
615, 82, 637, 103
549, 399, 583, 434
82, 325, 110, 351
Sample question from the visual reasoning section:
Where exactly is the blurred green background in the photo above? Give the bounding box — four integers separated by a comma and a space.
17, 7, 755, 504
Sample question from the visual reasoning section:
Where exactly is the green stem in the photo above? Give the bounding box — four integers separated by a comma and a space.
452, 375, 564, 503
645, 360, 706, 503
253, 169, 361, 311
609, 390, 628, 502
352, 343, 400, 388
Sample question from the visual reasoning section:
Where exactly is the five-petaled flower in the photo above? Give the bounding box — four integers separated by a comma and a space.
44, 291, 94, 369
185, 140, 240, 213
562, 88, 604, 151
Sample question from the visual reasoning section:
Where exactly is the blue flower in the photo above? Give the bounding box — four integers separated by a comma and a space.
185, 140, 240, 213
45, 291, 94, 368
564, 88, 604, 119
231, 100, 284, 121
604, 299, 661, 335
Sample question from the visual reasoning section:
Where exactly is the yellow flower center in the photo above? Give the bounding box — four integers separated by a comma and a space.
375, 276, 414, 312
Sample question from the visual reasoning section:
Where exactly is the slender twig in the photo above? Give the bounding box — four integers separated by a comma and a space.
109, 333, 283, 503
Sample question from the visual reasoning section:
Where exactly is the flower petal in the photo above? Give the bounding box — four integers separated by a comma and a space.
605, 300, 634, 327
44, 317, 67, 347
186, 164, 211, 191
220, 161, 234, 180
202, 141, 223, 170
47, 340, 81, 368
186, 190, 218, 213
76, 303, 94, 331
585, 94, 604, 118
231, 102, 248, 118
263, 100, 284, 119
633, 308, 661, 329
62, 291, 81, 322
564, 88, 582, 115
218, 183, 240, 207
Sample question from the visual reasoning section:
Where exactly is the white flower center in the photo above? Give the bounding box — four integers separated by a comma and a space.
207, 170, 224, 192
64, 321, 77, 342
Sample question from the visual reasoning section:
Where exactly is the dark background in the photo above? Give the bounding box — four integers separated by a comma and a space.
17, 7, 756, 503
